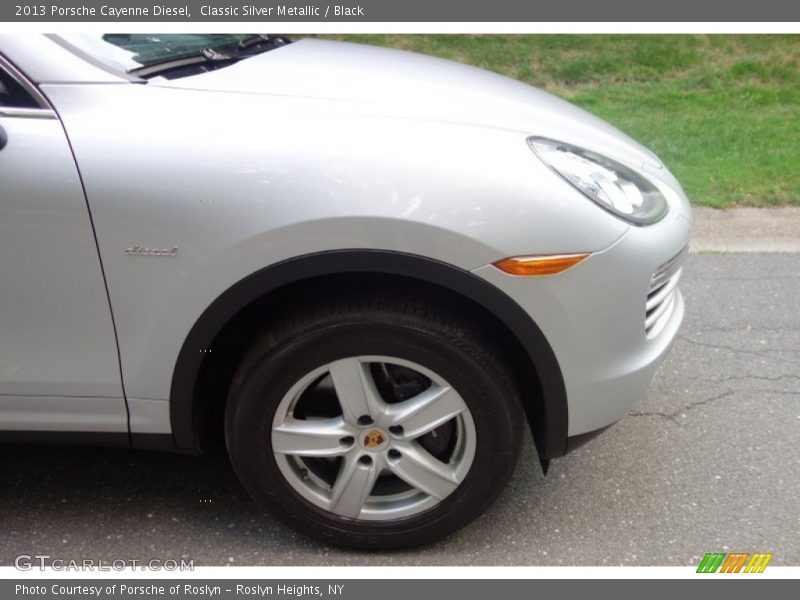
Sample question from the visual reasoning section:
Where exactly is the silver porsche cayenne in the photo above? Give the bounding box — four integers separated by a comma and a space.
0, 34, 692, 548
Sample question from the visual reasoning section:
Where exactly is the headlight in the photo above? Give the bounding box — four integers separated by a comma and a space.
529, 137, 668, 226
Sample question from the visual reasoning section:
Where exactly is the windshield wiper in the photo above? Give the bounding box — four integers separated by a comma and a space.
128, 35, 291, 80
236, 34, 290, 52
129, 48, 239, 79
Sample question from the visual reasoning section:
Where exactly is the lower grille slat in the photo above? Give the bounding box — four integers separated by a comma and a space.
646, 268, 682, 313
645, 247, 686, 337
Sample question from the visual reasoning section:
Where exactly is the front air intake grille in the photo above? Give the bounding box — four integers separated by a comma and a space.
645, 247, 687, 337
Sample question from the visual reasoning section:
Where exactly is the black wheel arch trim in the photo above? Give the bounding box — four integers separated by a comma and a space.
169, 250, 570, 462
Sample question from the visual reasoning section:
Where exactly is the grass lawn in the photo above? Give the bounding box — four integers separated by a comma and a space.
321, 35, 800, 208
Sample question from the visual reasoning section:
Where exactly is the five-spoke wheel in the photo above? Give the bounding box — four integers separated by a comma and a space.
272, 356, 476, 520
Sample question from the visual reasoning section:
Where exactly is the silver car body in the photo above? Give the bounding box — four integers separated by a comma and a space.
0, 35, 692, 459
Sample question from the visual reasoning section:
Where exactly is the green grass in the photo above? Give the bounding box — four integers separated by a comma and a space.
320, 35, 800, 207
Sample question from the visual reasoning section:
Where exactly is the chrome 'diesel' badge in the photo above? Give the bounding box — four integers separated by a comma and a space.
124, 245, 178, 256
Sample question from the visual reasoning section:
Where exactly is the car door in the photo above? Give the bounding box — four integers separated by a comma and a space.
0, 55, 127, 436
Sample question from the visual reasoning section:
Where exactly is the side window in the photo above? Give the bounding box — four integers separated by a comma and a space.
0, 65, 40, 109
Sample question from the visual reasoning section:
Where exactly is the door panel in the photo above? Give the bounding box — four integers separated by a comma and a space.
0, 105, 126, 430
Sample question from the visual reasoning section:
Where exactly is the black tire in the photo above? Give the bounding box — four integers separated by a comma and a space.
224, 295, 524, 549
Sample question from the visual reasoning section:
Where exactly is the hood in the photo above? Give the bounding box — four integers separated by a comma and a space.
158, 38, 663, 172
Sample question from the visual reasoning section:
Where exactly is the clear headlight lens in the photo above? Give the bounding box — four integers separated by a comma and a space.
529, 137, 668, 226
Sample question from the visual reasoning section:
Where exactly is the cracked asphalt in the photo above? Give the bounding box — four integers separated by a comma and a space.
1, 253, 798, 566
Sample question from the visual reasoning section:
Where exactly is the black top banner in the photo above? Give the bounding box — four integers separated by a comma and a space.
3, 0, 800, 22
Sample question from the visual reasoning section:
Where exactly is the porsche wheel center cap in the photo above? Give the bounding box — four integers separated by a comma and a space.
361, 428, 388, 451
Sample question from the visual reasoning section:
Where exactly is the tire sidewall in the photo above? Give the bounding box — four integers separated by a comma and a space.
226, 315, 521, 548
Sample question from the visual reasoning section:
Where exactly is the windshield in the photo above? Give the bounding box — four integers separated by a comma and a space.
58, 34, 271, 74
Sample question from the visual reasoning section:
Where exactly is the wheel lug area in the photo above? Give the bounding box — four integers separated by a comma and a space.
358, 455, 373, 466
340, 436, 355, 448
388, 425, 403, 436
387, 449, 401, 460
357, 415, 374, 426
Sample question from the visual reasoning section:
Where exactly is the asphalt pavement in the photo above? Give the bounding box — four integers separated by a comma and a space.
1, 252, 798, 566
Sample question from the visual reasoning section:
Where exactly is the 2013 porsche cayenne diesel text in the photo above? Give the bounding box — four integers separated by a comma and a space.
0, 34, 692, 548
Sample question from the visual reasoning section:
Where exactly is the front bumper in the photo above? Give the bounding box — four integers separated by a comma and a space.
473, 199, 692, 442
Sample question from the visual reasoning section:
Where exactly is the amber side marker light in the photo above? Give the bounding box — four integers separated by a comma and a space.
493, 253, 590, 276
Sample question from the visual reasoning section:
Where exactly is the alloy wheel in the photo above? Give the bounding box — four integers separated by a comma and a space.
271, 356, 477, 521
